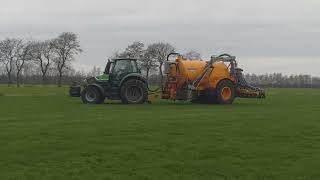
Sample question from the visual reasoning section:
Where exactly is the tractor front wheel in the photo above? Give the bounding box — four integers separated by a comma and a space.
81, 86, 105, 104
120, 79, 148, 104
215, 80, 235, 104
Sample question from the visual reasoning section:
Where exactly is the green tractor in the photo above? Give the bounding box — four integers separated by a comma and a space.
70, 58, 149, 104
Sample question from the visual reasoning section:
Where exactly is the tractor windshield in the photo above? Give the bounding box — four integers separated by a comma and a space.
112, 60, 138, 75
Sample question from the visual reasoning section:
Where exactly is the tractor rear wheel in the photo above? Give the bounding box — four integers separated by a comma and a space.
215, 80, 235, 104
120, 79, 148, 104
81, 86, 105, 104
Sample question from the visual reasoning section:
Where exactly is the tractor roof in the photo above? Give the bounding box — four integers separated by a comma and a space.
111, 58, 138, 62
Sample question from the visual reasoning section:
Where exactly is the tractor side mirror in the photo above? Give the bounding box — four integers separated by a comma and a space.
138, 68, 142, 73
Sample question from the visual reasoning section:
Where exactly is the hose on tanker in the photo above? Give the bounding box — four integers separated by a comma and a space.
147, 86, 160, 93
147, 52, 179, 95
218, 53, 232, 58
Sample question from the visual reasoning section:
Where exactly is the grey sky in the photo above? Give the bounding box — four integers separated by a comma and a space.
1, 0, 320, 75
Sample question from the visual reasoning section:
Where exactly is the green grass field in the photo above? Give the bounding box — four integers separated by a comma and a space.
0, 86, 320, 180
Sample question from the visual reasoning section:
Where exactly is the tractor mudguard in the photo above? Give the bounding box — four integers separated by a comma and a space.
119, 73, 147, 87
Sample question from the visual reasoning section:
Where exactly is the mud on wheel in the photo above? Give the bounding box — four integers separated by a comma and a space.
120, 79, 148, 104
215, 80, 235, 104
81, 86, 105, 104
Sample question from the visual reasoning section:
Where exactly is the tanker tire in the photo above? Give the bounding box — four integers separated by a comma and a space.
120, 79, 148, 104
215, 80, 235, 104
81, 86, 105, 104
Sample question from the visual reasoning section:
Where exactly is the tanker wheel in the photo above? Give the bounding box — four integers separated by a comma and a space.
215, 80, 235, 104
120, 79, 148, 104
81, 86, 105, 104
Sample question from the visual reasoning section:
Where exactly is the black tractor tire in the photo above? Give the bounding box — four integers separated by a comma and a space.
215, 80, 235, 104
81, 86, 105, 104
69, 86, 81, 97
120, 79, 148, 104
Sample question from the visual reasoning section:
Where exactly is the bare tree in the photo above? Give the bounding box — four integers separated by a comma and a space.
122, 41, 160, 79
52, 32, 82, 87
0, 38, 23, 86
184, 50, 201, 60
142, 47, 158, 80
109, 51, 127, 59
88, 66, 102, 77
122, 41, 145, 59
15, 41, 33, 87
0, 48, 3, 76
0, 63, 4, 75
146, 42, 175, 84
22, 61, 37, 77
111, 41, 145, 59
30, 40, 55, 85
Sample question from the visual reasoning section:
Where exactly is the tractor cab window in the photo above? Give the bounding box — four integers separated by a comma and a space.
131, 60, 138, 72
112, 60, 135, 75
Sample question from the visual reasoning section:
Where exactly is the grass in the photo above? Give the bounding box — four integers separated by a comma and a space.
0, 86, 320, 180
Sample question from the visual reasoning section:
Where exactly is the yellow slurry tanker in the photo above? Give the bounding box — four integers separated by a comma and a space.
161, 53, 265, 104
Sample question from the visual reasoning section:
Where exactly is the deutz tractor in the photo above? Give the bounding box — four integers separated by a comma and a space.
71, 58, 148, 104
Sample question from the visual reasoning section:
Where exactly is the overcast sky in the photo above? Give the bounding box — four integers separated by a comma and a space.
1, 0, 320, 75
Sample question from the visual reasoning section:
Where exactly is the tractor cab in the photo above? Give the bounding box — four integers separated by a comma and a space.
102, 59, 140, 82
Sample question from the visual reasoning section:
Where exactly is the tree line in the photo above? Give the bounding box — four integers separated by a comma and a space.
0, 32, 82, 87
244, 73, 320, 88
1, 34, 319, 88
